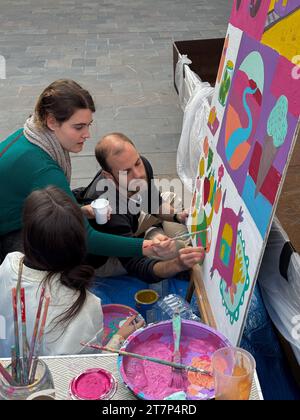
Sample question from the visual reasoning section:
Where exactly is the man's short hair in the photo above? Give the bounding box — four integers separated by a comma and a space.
95, 133, 136, 172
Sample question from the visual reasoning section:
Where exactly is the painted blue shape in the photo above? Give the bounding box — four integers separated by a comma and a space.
220, 239, 231, 267
242, 176, 272, 238
225, 86, 257, 163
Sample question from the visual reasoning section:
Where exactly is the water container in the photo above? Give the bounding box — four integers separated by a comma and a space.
156, 294, 201, 322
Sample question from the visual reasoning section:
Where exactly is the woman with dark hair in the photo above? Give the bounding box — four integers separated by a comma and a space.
0, 186, 144, 356
0, 79, 176, 263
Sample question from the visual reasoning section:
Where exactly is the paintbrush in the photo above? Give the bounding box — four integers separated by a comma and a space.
11, 288, 21, 384
80, 342, 212, 376
29, 296, 50, 384
0, 362, 16, 386
142, 229, 209, 250
20, 288, 29, 385
11, 346, 17, 383
170, 311, 184, 388
28, 287, 46, 377
169, 229, 210, 242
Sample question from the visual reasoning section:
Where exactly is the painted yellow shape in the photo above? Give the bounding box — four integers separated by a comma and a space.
223, 223, 233, 246
199, 158, 205, 177
208, 107, 217, 126
269, 0, 289, 12
262, 9, 300, 62
233, 249, 245, 286
220, 244, 226, 260
207, 176, 215, 204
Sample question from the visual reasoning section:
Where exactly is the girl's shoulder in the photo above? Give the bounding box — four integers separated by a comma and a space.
0, 251, 24, 273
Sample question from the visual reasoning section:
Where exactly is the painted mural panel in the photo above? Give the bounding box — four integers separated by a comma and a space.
188, 1, 300, 345
230, 0, 271, 40
262, 4, 300, 62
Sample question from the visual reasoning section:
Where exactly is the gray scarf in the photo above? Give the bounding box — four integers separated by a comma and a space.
23, 115, 72, 183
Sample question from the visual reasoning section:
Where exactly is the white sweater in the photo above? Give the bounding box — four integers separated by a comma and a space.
0, 252, 104, 357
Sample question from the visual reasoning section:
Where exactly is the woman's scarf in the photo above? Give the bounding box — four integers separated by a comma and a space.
24, 115, 72, 183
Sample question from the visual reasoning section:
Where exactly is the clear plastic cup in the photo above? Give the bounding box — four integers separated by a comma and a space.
212, 347, 256, 400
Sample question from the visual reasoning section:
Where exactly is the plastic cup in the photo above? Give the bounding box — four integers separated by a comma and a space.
212, 347, 255, 400
91, 198, 110, 225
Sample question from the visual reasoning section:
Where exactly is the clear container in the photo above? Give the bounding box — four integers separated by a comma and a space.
156, 294, 201, 321
0, 359, 55, 400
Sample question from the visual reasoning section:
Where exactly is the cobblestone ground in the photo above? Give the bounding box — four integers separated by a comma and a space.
0, 0, 230, 186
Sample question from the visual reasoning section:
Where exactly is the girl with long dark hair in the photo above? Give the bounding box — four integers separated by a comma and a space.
0, 186, 143, 356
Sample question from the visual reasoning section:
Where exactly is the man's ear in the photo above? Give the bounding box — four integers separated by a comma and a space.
46, 114, 59, 131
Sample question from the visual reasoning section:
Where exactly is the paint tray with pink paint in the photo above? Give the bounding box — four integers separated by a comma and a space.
102, 304, 143, 345
118, 319, 231, 400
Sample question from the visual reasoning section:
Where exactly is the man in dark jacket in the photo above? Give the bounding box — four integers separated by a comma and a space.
75, 133, 204, 283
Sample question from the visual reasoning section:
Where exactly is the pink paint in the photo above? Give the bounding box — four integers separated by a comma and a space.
124, 339, 214, 400
69, 368, 117, 400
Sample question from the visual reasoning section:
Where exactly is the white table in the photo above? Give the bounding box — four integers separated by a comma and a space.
1, 354, 263, 400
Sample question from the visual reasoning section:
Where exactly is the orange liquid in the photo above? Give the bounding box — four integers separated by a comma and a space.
215, 365, 252, 400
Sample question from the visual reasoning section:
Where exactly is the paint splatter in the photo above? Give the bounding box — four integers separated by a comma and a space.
187, 356, 214, 398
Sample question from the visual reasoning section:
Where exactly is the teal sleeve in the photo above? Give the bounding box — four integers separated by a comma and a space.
31, 165, 144, 258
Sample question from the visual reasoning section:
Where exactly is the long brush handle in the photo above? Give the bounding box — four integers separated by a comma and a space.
80, 342, 212, 376
12, 288, 21, 384
20, 288, 29, 385
170, 229, 209, 242
0, 362, 16, 386
142, 229, 209, 249
28, 287, 45, 374
29, 297, 50, 384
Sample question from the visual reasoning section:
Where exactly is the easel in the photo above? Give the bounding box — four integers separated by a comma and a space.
186, 265, 216, 329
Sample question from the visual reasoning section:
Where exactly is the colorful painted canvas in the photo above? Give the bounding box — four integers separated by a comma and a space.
188, 1, 300, 345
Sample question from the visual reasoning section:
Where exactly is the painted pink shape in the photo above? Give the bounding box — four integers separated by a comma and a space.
210, 192, 244, 290
230, 0, 271, 41
271, 56, 300, 117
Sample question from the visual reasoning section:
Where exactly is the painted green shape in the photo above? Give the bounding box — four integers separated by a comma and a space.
220, 239, 231, 267
207, 148, 214, 171
220, 230, 250, 325
211, 180, 217, 205
196, 209, 208, 248
239, 51, 265, 93
267, 95, 288, 148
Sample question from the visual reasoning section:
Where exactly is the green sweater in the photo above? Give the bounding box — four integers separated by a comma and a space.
0, 130, 143, 258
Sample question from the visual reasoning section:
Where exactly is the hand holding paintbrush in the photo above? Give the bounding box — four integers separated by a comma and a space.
143, 228, 210, 250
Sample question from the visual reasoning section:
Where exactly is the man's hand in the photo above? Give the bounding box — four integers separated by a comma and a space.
81, 204, 112, 220
175, 247, 205, 271
142, 234, 178, 260
81, 204, 96, 219
175, 209, 190, 225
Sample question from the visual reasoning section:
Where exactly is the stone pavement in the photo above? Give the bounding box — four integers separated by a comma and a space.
0, 0, 231, 188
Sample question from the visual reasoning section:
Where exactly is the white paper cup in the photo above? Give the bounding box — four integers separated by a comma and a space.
91, 198, 110, 225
